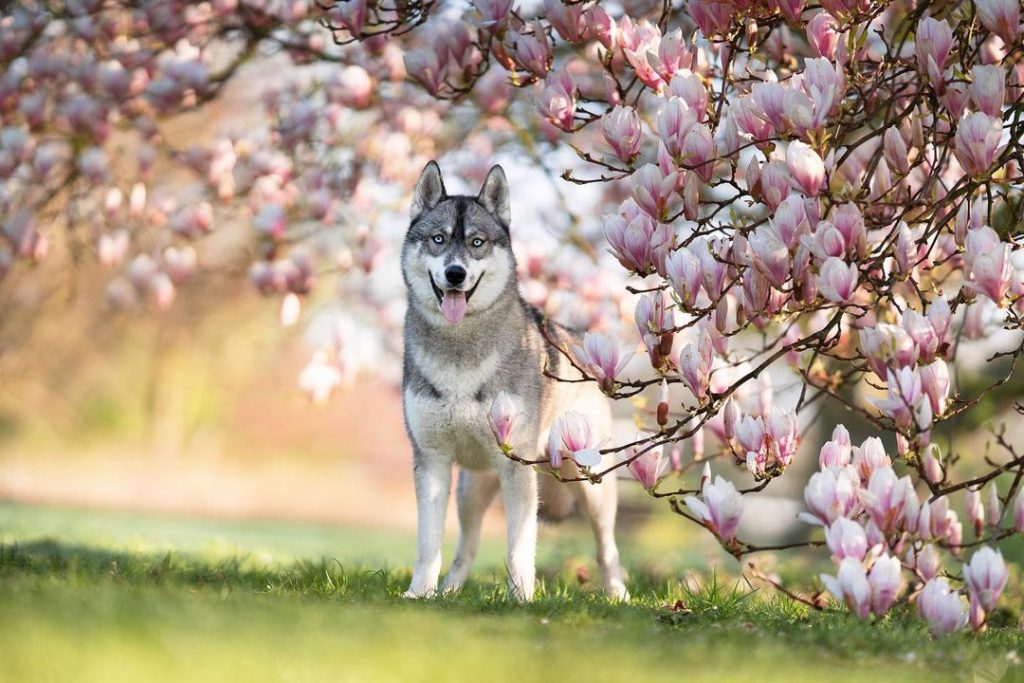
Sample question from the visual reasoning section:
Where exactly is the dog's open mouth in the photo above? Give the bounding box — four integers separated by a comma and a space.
429, 272, 483, 324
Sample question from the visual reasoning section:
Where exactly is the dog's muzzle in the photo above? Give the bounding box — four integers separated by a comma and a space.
429, 271, 483, 324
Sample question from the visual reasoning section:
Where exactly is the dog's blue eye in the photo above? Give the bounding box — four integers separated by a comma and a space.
432, 235, 444, 244
471, 238, 484, 248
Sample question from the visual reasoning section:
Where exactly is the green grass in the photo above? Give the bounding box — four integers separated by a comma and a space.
1, 502, 1023, 683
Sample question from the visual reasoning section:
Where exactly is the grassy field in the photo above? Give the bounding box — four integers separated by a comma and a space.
1, 502, 1023, 683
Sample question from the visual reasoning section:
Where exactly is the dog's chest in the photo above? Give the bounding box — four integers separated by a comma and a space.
404, 347, 503, 470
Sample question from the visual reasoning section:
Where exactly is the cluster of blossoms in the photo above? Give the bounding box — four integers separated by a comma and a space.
3, 0, 1024, 634
807, 427, 1017, 634
461, 0, 1024, 634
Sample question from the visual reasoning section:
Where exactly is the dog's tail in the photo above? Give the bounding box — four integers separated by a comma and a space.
537, 474, 577, 522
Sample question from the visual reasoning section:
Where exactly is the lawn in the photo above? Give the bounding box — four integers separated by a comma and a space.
1, 502, 1022, 683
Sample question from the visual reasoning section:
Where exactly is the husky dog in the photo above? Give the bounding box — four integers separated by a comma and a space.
401, 161, 628, 601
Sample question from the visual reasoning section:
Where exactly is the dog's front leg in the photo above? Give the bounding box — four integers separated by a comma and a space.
405, 450, 452, 598
497, 460, 538, 601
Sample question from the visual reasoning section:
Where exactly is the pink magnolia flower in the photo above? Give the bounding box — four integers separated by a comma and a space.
657, 98, 698, 160
819, 437, 852, 470
777, 0, 806, 24
734, 95, 775, 144
684, 474, 744, 542
872, 367, 923, 429
666, 246, 703, 307
807, 12, 840, 59
928, 297, 952, 351
944, 74, 970, 120
716, 113, 740, 160
602, 106, 643, 162
683, 123, 716, 183
829, 203, 867, 258
473, 0, 513, 29
650, 28, 692, 82
919, 578, 968, 636
735, 414, 765, 455
868, 554, 903, 616
852, 437, 891, 485
544, 0, 586, 42
678, 329, 713, 401
821, 558, 871, 619
801, 467, 859, 526
404, 48, 447, 96
586, 6, 617, 49
964, 546, 1008, 613
825, 517, 868, 562
859, 323, 917, 378
573, 332, 633, 393
971, 244, 1013, 305
620, 19, 664, 90
860, 466, 915, 534
922, 443, 945, 484
509, 23, 551, 77
883, 127, 911, 175
786, 141, 825, 196
986, 485, 1002, 529
488, 391, 521, 452
916, 543, 941, 581
975, 0, 1021, 45
966, 487, 985, 536
790, 59, 844, 133
969, 65, 1006, 118
720, 398, 739, 442
915, 17, 953, 87
537, 69, 576, 132
919, 359, 950, 416
758, 160, 791, 211
902, 309, 937, 362
635, 291, 673, 370
548, 411, 600, 468
695, 238, 729, 301
687, 0, 734, 39
628, 444, 664, 490
764, 410, 800, 469
603, 199, 658, 273
954, 112, 1003, 178
818, 257, 858, 304
768, 194, 811, 249
752, 81, 789, 133
631, 163, 679, 220
749, 228, 790, 288
332, 0, 367, 34
668, 72, 709, 121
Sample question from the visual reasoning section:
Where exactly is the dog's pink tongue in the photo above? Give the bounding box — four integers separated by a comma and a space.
441, 291, 468, 323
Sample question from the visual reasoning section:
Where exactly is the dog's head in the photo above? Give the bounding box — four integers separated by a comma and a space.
402, 162, 516, 325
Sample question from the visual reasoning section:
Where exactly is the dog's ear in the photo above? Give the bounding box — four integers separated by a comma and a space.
477, 165, 510, 228
411, 161, 446, 220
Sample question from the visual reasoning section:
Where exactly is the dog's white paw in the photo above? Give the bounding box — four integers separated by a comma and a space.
402, 588, 436, 599
605, 581, 630, 602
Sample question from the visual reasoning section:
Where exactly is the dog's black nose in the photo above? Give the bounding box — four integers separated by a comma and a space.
445, 264, 467, 286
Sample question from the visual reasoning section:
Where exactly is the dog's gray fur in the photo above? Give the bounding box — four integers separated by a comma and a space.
401, 161, 627, 601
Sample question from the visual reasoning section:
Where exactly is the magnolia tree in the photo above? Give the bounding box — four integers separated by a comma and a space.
2, 0, 1024, 635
